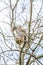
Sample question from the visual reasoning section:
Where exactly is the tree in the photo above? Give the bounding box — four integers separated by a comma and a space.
0, 0, 43, 65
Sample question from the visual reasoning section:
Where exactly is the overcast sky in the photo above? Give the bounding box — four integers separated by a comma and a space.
0, 0, 43, 65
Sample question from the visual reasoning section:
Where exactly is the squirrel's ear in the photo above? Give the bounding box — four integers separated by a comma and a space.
17, 25, 22, 30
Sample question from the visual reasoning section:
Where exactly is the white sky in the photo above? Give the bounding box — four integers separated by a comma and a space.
0, 0, 43, 65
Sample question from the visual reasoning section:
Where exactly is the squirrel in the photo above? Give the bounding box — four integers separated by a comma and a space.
12, 25, 26, 45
